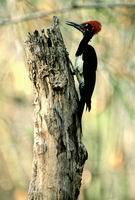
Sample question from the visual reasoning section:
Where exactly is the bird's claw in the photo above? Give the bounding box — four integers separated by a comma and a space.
79, 81, 85, 89
70, 69, 75, 75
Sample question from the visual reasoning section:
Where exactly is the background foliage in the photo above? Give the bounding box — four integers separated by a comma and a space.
0, 0, 134, 199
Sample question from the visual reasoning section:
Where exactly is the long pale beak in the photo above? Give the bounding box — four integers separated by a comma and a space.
65, 21, 84, 33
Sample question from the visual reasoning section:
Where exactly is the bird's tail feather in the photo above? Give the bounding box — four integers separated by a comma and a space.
86, 100, 91, 111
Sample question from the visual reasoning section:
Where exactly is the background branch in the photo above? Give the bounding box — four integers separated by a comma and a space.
0, 2, 135, 26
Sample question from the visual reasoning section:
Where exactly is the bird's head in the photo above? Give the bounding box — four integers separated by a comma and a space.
66, 20, 101, 36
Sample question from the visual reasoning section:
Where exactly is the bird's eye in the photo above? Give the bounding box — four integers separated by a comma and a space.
84, 24, 89, 31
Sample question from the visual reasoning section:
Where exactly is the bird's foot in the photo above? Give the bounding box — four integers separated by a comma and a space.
79, 81, 85, 97
70, 69, 76, 75
79, 81, 85, 90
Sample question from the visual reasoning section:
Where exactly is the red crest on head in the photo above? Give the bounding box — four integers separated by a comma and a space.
84, 20, 101, 34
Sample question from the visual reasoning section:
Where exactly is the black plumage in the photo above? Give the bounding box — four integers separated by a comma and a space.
65, 20, 101, 119
76, 30, 98, 118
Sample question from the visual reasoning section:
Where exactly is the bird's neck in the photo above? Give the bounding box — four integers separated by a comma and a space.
83, 31, 93, 44
75, 33, 93, 57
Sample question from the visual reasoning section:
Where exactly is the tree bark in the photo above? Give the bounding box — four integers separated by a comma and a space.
25, 16, 88, 200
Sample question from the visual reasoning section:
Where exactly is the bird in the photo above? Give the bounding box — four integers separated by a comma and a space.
66, 20, 101, 119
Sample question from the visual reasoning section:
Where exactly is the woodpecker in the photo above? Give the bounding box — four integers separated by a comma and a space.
66, 20, 101, 118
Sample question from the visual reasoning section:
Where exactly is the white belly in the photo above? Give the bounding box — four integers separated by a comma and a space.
74, 55, 83, 74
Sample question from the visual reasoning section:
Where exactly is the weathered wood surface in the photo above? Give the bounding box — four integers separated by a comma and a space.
25, 16, 88, 200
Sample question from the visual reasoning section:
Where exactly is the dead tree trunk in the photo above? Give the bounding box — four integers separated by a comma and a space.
25, 16, 88, 200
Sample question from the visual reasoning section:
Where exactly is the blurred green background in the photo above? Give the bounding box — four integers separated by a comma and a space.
0, 0, 135, 199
